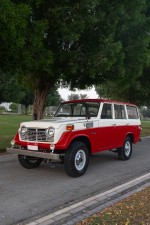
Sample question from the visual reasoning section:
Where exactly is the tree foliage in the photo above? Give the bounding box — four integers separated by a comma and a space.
0, 0, 31, 104
0, 106, 6, 113
0, 0, 150, 118
141, 107, 150, 118
9, 102, 18, 112
19, 90, 34, 114
0, 0, 30, 72
68, 93, 88, 100
46, 88, 62, 106
0, 72, 25, 103
95, 0, 150, 106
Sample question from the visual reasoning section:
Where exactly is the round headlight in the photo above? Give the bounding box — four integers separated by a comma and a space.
46, 127, 55, 138
20, 126, 27, 134
20, 126, 27, 135
20, 126, 27, 140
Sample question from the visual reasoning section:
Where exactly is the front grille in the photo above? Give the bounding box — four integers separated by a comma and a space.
27, 128, 47, 141
21, 128, 47, 142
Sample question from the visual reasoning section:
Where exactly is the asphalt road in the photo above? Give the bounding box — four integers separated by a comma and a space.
0, 137, 150, 225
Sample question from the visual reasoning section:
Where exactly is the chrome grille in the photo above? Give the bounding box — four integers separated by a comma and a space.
28, 128, 46, 141
22, 128, 47, 142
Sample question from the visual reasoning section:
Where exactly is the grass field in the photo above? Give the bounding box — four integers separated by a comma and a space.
0, 114, 32, 152
0, 114, 150, 152
141, 120, 150, 136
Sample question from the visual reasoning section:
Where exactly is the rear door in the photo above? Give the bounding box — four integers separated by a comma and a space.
98, 103, 115, 151
113, 104, 128, 147
126, 105, 141, 143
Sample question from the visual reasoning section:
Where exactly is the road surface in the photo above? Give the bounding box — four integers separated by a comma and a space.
0, 137, 149, 225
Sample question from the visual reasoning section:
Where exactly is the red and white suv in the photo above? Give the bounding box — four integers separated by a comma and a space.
7, 99, 141, 177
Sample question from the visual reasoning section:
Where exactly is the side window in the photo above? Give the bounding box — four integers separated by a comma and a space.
73, 105, 81, 115
114, 104, 126, 119
81, 106, 86, 116
101, 103, 112, 119
127, 106, 139, 119
87, 102, 100, 117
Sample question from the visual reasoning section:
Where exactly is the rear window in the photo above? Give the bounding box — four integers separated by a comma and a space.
127, 106, 139, 119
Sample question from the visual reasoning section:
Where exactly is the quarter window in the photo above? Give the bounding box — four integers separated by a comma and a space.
127, 106, 139, 119
101, 103, 112, 119
114, 105, 126, 119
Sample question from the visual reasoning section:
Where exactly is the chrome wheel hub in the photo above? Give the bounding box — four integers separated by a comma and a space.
75, 150, 86, 171
124, 141, 131, 156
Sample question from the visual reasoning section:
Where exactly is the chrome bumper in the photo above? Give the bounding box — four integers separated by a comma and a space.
6, 148, 60, 160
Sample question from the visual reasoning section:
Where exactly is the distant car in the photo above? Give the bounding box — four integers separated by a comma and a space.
7, 99, 141, 177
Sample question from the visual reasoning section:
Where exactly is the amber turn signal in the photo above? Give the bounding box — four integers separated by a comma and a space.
66, 124, 74, 131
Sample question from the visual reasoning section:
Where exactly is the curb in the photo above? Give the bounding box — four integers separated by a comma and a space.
24, 172, 150, 225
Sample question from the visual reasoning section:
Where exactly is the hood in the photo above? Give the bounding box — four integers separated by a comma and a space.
20, 117, 88, 129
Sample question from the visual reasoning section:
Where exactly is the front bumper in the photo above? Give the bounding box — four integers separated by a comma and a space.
6, 148, 60, 160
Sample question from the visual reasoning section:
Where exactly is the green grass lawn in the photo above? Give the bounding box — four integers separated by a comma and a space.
141, 120, 150, 137
0, 114, 150, 152
0, 114, 32, 152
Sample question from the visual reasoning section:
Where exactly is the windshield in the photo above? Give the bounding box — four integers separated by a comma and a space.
55, 102, 100, 117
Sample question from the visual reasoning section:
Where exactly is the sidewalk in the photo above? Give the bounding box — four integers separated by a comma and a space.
23, 172, 150, 225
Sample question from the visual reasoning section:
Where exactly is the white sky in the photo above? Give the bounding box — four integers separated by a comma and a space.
58, 86, 98, 101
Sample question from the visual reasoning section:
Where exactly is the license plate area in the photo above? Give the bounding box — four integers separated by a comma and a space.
27, 145, 38, 151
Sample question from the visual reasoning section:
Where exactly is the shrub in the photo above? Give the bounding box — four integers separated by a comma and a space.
0, 106, 6, 113
9, 103, 18, 112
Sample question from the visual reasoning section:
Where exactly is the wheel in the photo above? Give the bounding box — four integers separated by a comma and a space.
118, 137, 132, 160
18, 155, 43, 169
64, 141, 89, 177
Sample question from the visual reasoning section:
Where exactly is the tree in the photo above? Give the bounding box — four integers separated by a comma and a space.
1, 1, 150, 118
15, 0, 125, 119
46, 88, 62, 107
0, 106, 6, 113
95, 81, 142, 104
0, 72, 25, 104
9, 102, 18, 112
0, 0, 30, 72
20, 90, 34, 115
68, 93, 88, 100
141, 107, 150, 118
0, 1, 31, 104
95, 0, 150, 106
68, 94, 80, 101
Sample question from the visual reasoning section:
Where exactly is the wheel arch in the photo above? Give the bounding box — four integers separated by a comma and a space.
69, 135, 91, 154
126, 133, 134, 143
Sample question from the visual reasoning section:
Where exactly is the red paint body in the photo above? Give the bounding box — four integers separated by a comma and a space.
14, 124, 141, 154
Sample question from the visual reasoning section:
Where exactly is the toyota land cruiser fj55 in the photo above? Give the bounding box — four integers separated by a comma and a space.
7, 99, 141, 177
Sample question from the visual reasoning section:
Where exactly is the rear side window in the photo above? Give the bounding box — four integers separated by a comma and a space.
101, 103, 112, 119
114, 104, 126, 119
127, 106, 139, 119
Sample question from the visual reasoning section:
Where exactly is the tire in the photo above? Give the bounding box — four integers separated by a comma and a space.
18, 155, 43, 169
118, 136, 132, 160
64, 141, 89, 178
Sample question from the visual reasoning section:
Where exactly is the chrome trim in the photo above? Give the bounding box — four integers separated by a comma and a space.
6, 148, 60, 160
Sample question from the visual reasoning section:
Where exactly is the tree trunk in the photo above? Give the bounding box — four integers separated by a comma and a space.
24, 105, 29, 115
32, 83, 51, 120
